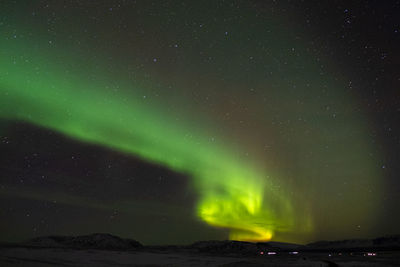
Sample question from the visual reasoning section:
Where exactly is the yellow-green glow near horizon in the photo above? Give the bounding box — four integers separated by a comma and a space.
0, 42, 304, 242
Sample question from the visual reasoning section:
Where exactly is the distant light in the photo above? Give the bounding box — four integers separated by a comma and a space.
260, 251, 264, 255
367, 252, 376, 256
289, 251, 299, 255
268, 252, 277, 255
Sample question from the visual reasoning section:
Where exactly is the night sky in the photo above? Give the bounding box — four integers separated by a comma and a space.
1, 0, 399, 245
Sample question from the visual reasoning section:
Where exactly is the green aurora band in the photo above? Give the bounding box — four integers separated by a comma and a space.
0, 40, 302, 242
0, 3, 382, 242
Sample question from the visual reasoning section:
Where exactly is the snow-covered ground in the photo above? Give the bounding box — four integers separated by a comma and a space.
1, 247, 399, 266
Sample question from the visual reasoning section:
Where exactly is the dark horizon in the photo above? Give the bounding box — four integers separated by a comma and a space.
5, 231, 400, 249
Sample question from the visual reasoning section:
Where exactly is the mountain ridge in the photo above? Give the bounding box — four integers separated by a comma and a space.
4, 233, 400, 253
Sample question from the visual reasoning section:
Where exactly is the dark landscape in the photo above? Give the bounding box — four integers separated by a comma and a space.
1, 233, 400, 266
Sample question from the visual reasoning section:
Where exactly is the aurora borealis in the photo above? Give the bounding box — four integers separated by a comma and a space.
1, 1, 400, 245
1, 39, 297, 241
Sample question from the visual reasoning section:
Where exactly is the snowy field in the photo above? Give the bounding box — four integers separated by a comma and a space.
1, 247, 400, 266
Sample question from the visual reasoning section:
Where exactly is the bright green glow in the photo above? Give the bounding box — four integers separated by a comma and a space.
194, 167, 299, 241
0, 43, 303, 242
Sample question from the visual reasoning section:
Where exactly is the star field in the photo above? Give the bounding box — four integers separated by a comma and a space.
0, 0, 399, 245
